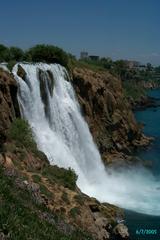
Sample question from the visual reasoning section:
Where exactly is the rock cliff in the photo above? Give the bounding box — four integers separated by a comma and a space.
0, 69, 20, 149
72, 67, 150, 165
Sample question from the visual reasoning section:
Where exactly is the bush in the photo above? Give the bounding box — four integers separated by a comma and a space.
42, 165, 78, 191
7, 60, 17, 71
0, 43, 69, 69
9, 47, 24, 61
69, 207, 81, 219
0, 44, 10, 62
8, 118, 37, 151
25, 44, 69, 68
123, 81, 146, 100
0, 45, 24, 63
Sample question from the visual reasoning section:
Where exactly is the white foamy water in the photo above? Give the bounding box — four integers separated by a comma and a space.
0, 62, 9, 72
13, 63, 160, 216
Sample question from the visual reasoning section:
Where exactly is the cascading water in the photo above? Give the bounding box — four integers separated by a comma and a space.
13, 63, 160, 216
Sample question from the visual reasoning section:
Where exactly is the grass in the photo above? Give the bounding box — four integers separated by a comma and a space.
8, 119, 36, 151
39, 183, 53, 198
0, 166, 92, 240
123, 80, 147, 101
32, 174, 41, 183
42, 165, 78, 191
69, 207, 81, 219
70, 59, 106, 72
7, 118, 48, 162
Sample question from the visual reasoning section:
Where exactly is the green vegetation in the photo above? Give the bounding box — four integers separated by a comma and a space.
1, 42, 160, 101
7, 118, 78, 190
25, 44, 69, 68
42, 165, 78, 191
0, 43, 70, 70
77, 58, 160, 100
0, 44, 24, 71
123, 81, 147, 101
69, 207, 81, 219
8, 118, 36, 151
7, 118, 46, 160
39, 183, 53, 198
0, 166, 92, 240
32, 174, 42, 183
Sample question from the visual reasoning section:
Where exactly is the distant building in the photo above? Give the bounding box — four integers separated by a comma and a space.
80, 52, 88, 59
89, 55, 99, 61
125, 60, 140, 69
138, 65, 147, 71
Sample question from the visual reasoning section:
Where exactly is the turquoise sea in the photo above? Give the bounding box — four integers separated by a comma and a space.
125, 89, 160, 240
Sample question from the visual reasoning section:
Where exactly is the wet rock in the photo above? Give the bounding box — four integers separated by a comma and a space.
113, 223, 129, 239
17, 65, 26, 81
38, 69, 55, 123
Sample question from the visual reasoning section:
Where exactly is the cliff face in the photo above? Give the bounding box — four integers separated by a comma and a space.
0, 69, 20, 149
72, 67, 150, 165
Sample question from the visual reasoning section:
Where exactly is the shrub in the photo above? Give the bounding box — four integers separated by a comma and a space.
42, 165, 78, 191
123, 81, 146, 100
0, 45, 24, 63
9, 47, 24, 61
8, 118, 37, 151
69, 207, 81, 219
39, 183, 53, 198
25, 44, 69, 68
0, 44, 10, 62
8, 118, 47, 161
7, 60, 17, 71
32, 174, 41, 183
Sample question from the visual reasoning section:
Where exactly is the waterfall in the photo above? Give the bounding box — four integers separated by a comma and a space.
13, 63, 160, 216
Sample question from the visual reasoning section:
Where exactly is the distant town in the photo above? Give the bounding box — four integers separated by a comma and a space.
80, 51, 148, 71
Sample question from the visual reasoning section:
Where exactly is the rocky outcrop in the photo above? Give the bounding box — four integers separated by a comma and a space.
113, 223, 129, 239
72, 67, 151, 165
130, 95, 160, 110
140, 80, 160, 89
0, 69, 20, 149
127, 80, 160, 110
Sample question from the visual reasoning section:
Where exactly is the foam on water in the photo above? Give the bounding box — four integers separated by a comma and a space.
13, 63, 160, 216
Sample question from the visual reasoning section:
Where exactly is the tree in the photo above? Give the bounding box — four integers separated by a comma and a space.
100, 57, 113, 70
114, 60, 128, 79
0, 44, 10, 62
25, 44, 69, 68
9, 47, 24, 61
146, 63, 153, 71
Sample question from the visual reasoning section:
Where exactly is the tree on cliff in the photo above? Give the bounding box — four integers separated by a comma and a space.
25, 44, 69, 68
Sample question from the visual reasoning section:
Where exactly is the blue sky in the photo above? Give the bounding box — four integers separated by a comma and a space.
0, 0, 160, 65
